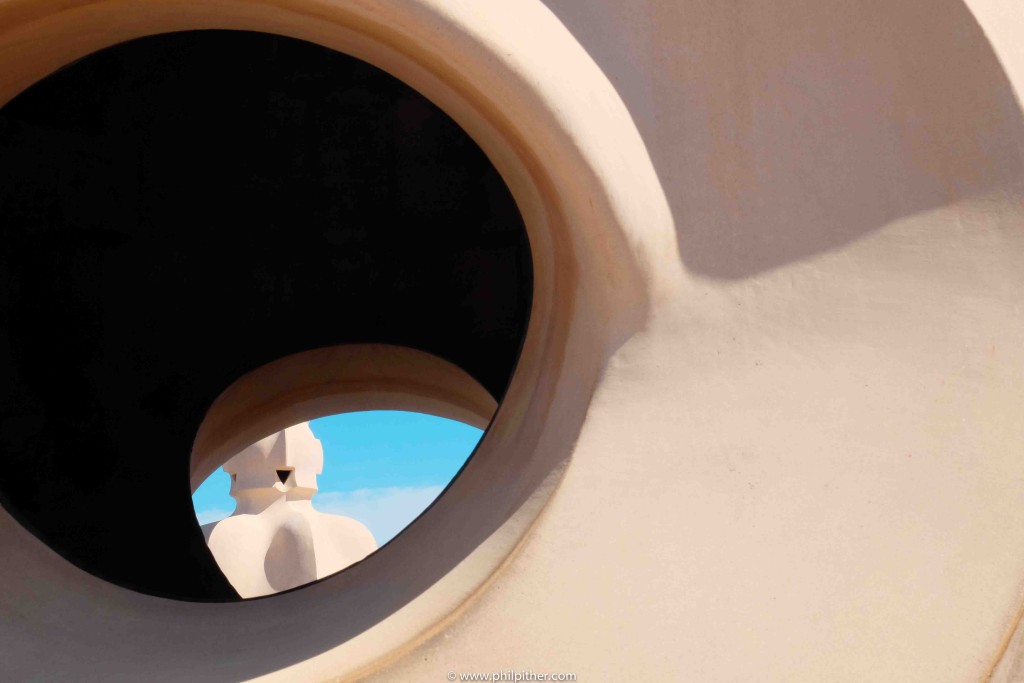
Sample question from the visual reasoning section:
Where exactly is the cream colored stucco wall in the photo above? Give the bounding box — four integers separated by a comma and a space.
368, 2, 1024, 681
1, 1, 1023, 681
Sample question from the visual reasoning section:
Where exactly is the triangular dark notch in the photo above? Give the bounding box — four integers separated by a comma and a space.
276, 469, 290, 484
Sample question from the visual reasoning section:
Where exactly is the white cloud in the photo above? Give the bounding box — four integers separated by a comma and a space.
195, 507, 233, 526
313, 485, 445, 545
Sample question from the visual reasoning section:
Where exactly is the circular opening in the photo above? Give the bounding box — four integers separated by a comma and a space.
192, 410, 485, 598
0, 1, 656, 676
0, 29, 532, 601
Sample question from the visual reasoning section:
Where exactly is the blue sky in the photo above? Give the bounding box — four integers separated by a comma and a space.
193, 410, 483, 544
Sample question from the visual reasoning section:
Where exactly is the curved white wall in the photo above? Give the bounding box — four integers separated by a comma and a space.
1, 1, 1024, 681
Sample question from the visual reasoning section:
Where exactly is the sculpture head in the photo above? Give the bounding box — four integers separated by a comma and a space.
223, 422, 324, 502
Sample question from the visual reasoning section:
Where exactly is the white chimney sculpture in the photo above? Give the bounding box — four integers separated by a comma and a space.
201, 422, 377, 598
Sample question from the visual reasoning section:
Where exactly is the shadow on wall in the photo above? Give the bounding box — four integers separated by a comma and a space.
542, 0, 1024, 279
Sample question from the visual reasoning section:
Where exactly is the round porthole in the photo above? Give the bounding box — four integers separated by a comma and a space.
0, 29, 532, 602
192, 410, 486, 598
0, 0, 655, 677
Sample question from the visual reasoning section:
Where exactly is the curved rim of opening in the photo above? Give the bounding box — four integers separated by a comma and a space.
190, 343, 505, 601
0, 1, 663, 679
190, 344, 501, 495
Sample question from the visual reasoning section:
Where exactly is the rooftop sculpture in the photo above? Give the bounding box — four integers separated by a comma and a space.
202, 423, 377, 598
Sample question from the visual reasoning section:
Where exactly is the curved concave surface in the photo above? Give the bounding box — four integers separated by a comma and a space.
0, 30, 531, 601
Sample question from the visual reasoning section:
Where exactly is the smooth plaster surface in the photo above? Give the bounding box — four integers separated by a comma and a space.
1, 0, 1024, 681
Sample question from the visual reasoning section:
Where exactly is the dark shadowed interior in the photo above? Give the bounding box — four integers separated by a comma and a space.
0, 30, 531, 601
